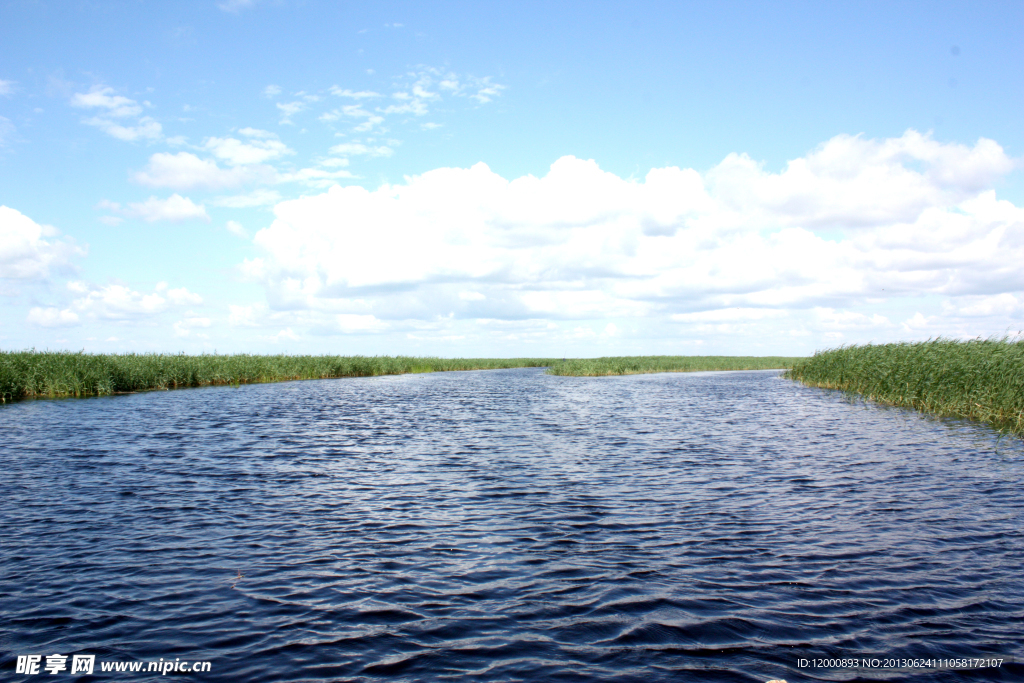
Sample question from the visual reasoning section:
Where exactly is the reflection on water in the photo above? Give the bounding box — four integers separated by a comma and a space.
2, 368, 1022, 681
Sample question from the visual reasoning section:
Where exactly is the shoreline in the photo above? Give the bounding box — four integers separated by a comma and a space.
1, 352, 802, 402
786, 338, 1024, 437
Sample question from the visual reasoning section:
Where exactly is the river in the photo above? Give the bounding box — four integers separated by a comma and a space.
2, 368, 1021, 681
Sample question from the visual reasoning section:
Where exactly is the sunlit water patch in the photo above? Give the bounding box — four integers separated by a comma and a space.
2, 368, 1022, 681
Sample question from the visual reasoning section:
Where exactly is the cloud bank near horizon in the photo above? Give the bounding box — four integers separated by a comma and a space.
4, 130, 1022, 353
234, 130, 1023, 346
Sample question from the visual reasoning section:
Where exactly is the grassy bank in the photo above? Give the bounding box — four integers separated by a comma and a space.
786, 338, 1024, 435
0, 351, 559, 402
546, 355, 801, 376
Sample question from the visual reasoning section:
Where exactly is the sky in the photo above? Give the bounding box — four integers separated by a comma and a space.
1, 0, 1022, 357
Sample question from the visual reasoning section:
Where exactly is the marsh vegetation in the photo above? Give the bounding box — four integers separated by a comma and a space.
0, 351, 558, 402
546, 356, 801, 376
786, 338, 1024, 436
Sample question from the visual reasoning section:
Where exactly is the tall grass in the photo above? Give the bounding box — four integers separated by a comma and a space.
786, 338, 1024, 436
546, 356, 801, 376
0, 351, 559, 402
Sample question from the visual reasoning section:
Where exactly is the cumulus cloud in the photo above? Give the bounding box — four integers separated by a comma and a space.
329, 88, 382, 99
328, 142, 394, 157
86, 117, 162, 141
133, 152, 274, 190
70, 86, 143, 116
210, 189, 282, 208
133, 144, 348, 193
228, 303, 265, 327
277, 101, 305, 123
102, 195, 209, 223
241, 131, 1023, 347
705, 130, 1015, 229
225, 220, 247, 237
173, 314, 212, 337
204, 131, 293, 165
276, 167, 355, 188
0, 206, 84, 279
0, 79, 14, 96
71, 85, 162, 141
32, 281, 205, 325
27, 307, 80, 327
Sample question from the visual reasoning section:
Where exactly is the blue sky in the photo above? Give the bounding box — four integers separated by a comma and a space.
1, 0, 1022, 356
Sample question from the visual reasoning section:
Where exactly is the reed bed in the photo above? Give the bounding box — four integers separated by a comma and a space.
546, 355, 800, 376
786, 338, 1024, 436
0, 351, 559, 402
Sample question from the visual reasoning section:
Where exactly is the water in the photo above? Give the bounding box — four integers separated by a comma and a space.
2, 368, 1022, 682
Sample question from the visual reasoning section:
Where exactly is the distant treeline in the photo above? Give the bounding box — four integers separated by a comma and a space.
787, 338, 1024, 436
546, 356, 800, 376
0, 352, 558, 402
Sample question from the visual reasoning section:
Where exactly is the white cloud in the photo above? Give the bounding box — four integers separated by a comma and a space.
671, 308, 787, 323
332, 314, 387, 333
228, 303, 266, 327
277, 101, 305, 123
239, 127, 276, 139
320, 104, 385, 131
396, 68, 506, 107
329, 88, 382, 99
134, 143, 348, 195
65, 280, 203, 323
82, 116, 162, 141
941, 293, 1023, 318
705, 130, 1015, 230
0, 80, 15, 96
167, 286, 203, 305
210, 189, 282, 208
242, 131, 1023, 348
117, 195, 209, 223
173, 315, 212, 337
204, 134, 293, 165
320, 68, 506, 137
270, 327, 299, 342
0, 206, 84, 280
27, 307, 80, 327
276, 167, 355, 188
71, 86, 142, 117
225, 220, 247, 237
134, 152, 273, 190
263, 84, 281, 97
328, 142, 393, 157
45, 281, 204, 322
71, 85, 162, 141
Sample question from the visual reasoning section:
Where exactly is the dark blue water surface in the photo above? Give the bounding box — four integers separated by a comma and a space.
2, 368, 1022, 682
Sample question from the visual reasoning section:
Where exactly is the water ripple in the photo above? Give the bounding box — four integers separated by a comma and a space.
2, 368, 1022, 681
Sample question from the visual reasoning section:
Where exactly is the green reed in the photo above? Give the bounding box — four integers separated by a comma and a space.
546, 356, 800, 376
0, 351, 560, 402
785, 337, 1024, 436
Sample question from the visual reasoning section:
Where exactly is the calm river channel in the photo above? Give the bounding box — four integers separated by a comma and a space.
2, 368, 1022, 682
